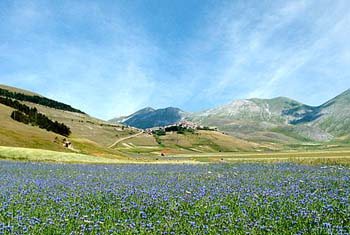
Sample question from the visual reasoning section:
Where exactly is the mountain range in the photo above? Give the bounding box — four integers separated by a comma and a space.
111, 89, 350, 143
0, 84, 265, 156
111, 107, 185, 129
1, 83, 350, 159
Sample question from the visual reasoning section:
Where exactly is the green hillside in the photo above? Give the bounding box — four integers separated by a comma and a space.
113, 130, 270, 156
2, 84, 350, 162
0, 85, 136, 159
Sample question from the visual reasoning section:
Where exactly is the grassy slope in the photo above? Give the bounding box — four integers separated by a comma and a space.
0, 102, 132, 158
160, 130, 261, 152
115, 130, 266, 155
0, 103, 69, 152
22, 102, 139, 147
0, 84, 139, 159
0, 84, 42, 96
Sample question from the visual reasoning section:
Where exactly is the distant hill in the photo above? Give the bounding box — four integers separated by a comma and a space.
189, 90, 350, 142
111, 107, 186, 129
110, 107, 156, 124
191, 97, 310, 124
112, 89, 350, 143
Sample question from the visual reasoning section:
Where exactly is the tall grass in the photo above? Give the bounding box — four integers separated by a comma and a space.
0, 146, 126, 164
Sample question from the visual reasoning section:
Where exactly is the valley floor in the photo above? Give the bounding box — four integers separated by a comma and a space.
2, 145, 350, 165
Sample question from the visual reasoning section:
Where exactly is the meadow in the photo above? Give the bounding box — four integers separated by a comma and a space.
0, 146, 127, 164
0, 161, 349, 234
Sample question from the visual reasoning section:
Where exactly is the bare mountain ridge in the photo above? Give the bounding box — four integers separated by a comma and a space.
111, 107, 186, 129
112, 89, 350, 142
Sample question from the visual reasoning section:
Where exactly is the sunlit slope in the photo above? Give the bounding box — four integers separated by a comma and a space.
0, 84, 42, 97
0, 85, 138, 158
0, 102, 131, 158
0, 103, 68, 152
22, 102, 138, 147
114, 130, 269, 155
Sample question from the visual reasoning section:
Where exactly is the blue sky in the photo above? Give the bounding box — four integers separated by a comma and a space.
1, 0, 349, 120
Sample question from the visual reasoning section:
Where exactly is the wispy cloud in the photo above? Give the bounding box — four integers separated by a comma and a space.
1, 0, 350, 118
180, 0, 350, 106
0, 0, 159, 119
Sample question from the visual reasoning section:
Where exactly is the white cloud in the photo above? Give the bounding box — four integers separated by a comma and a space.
0, 0, 161, 120
180, 0, 350, 106
1, 0, 350, 118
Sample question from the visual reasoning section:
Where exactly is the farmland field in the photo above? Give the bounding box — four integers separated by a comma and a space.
0, 161, 349, 234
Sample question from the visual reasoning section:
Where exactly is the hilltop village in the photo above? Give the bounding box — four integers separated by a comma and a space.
140, 121, 217, 135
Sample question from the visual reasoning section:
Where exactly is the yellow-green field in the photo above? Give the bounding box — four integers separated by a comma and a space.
114, 130, 270, 155
0, 146, 201, 164
164, 150, 350, 165
2, 145, 350, 165
0, 146, 128, 164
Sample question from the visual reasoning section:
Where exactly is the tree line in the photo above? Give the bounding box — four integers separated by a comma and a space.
0, 88, 85, 114
0, 96, 71, 136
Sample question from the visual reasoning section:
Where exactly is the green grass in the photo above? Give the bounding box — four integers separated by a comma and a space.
0, 146, 200, 164
164, 150, 350, 164
0, 146, 129, 164
116, 131, 261, 155
0, 102, 139, 158
271, 126, 311, 142
0, 103, 70, 152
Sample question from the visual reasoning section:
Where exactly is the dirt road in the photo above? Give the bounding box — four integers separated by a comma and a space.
108, 132, 143, 148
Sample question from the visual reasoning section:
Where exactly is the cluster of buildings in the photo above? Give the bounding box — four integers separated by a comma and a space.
143, 121, 216, 134
177, 120, 200, 129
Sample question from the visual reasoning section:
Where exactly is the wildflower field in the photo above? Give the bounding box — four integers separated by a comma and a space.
0, 161, 349, 234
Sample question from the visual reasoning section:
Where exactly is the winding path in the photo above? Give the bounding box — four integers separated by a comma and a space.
108, 132, 143, 148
